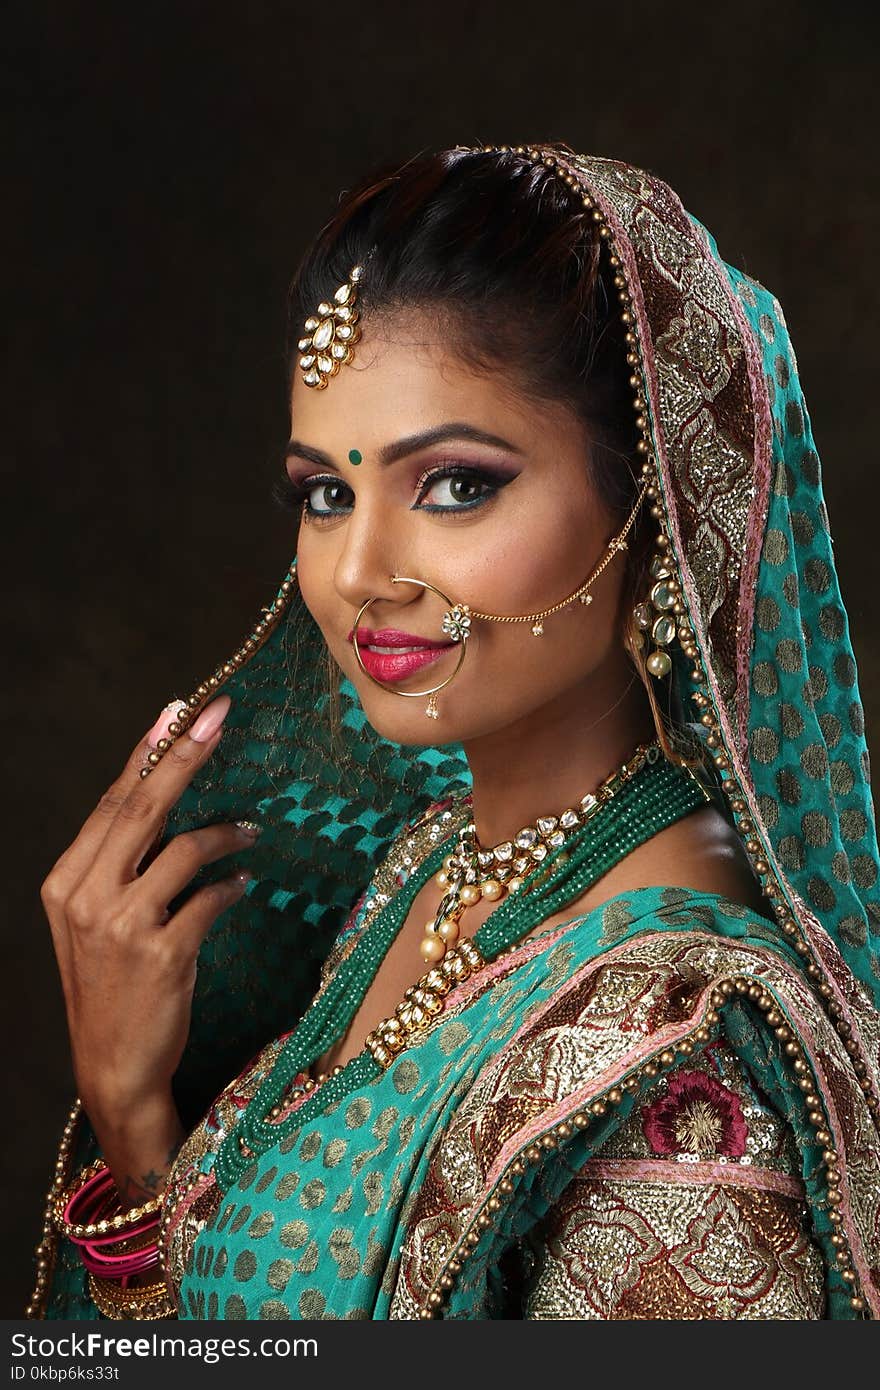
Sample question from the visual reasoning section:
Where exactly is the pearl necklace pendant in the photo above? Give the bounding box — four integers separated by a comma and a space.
419, 831, 544, 964
417, 741, 662, 966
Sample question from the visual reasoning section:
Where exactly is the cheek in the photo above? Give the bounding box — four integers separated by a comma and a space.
453, 488, 624, 686
293, 530, 366, 670
291, 526, 332, 627
452, 482, 601, 612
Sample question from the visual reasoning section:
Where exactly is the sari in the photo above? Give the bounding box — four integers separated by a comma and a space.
31, 147, 880, 1320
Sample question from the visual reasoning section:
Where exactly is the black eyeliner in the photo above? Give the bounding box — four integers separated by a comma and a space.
278, 459, 517, 521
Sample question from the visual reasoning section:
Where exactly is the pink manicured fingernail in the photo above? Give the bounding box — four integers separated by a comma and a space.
190, 695, 232, 742
147, 699, 188, 749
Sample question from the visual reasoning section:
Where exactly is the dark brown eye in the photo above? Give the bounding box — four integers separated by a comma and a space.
288, 474, 355, 521
415, 465, 505, 513
447, 476, 482, 502
310, 480, 350, 512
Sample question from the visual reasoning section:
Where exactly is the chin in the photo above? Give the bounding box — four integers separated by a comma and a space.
354, 688, 513, 747
356, 697, 455, 746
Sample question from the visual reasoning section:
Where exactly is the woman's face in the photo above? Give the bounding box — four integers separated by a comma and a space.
287, 311, 632, 747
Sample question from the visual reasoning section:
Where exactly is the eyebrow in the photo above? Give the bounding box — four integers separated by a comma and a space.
284, 422, 524, 469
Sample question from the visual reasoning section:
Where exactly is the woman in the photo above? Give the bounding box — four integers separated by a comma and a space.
31, 142, 880, 1320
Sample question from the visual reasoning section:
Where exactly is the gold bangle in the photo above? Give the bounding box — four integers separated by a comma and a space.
53, 1160, 164, 1240
87, 1271, 177, 1320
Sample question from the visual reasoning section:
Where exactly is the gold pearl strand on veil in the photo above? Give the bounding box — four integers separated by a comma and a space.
24, 571, 296, 1320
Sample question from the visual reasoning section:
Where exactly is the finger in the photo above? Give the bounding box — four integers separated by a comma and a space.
96, 695, 233, 884
40, 878, 76, 1006
137, 701, 193, 873
167, 870, 252, 958
137, 821, 261, 910
49, 699, 190, 893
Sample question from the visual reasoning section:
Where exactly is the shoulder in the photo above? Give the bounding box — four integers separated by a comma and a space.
556, 802, 770, 925
521, 1037, 827, 1319
391, 924, 873, 1316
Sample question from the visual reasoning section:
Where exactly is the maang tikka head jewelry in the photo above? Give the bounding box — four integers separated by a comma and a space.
298, 263, 366, 390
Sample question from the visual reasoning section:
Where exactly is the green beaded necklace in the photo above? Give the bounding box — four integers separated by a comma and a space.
213, 745, 708, 1192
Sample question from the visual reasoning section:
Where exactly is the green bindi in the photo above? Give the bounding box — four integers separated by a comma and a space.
348, 449, 363, 465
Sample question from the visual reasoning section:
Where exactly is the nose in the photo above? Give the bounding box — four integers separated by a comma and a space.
331, 500, 411, 617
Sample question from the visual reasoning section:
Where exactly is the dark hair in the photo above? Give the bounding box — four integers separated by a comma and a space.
284, 143, 690, 761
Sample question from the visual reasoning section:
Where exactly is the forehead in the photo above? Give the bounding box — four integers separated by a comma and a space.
289, 310, 582, 455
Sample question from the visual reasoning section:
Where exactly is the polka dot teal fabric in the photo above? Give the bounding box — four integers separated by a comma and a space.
720, 252, 880, 973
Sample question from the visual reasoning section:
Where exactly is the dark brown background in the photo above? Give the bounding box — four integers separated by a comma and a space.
4, 1, 877, 1315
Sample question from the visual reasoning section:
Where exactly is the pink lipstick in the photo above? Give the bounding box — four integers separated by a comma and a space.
348, 626, 455, 684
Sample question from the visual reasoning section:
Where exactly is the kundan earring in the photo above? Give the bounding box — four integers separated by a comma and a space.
632, 542, 680, 679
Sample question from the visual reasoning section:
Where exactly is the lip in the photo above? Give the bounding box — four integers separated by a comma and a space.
348, 626, 455, 685
348, 627, 452, 649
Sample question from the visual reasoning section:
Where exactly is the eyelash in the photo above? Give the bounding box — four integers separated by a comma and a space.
272, 462, 509, 523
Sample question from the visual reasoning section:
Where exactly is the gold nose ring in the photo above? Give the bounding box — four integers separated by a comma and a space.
351, 576, 469, 719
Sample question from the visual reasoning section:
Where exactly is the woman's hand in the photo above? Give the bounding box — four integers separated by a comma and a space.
40, 693, 258, 1133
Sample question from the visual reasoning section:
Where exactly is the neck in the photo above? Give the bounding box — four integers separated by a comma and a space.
462, 649, 658, 847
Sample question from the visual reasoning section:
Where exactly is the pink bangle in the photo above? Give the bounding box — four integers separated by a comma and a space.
53, 1159, 168, 1283
50, 1159, 168, 1288
79, 1240, 161, 1278
75, 1205, 163, 1279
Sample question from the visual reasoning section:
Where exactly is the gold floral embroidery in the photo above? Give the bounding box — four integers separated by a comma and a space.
524, 1179, 824, 1319
390, 933, 879, 1318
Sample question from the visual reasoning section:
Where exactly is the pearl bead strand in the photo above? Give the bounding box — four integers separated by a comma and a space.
418, 741, 663, 964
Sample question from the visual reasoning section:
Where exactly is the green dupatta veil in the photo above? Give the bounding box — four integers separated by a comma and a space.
31, 147, 880, 1319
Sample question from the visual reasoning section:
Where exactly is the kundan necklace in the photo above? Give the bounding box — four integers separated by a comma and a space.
420, 740, 667, 964
213, 738, 709, 1193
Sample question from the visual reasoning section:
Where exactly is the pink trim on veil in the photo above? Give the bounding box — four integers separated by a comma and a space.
574, 1156, 805, 1199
